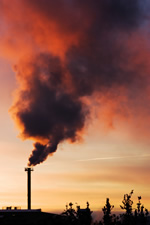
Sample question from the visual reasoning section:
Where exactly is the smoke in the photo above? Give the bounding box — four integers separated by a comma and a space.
11, 54, 86, 166
1, 0, 150, 165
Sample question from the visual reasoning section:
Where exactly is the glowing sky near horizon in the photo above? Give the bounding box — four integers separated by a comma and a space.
0, 0, 150, 216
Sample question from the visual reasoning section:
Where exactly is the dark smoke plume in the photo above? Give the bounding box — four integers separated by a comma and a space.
13, 54, 86, 166
6, 0, 149, 165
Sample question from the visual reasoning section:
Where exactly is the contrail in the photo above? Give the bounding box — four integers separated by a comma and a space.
77, 154, 150, 162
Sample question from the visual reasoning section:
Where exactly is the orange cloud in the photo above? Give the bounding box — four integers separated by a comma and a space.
1, 0, 150, 165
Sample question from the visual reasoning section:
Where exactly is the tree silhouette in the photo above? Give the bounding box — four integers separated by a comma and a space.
120, 190, 134, 216
62, 202, 77, 224
102, 198, 115, 225
61, 191, 149, 225
62, 202, 92, 225
134, 196, 149, 225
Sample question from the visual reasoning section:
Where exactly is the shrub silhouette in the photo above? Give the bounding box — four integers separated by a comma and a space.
102, 198, 114, 225
120, 190, 134, 216
62, 202, 77, 224
62, 191, 149, 225
119, 190, 149, 225
98, 190, 149, 225
62, 202, 92, 225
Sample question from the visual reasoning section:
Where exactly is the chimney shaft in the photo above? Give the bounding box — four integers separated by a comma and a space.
25, 167, 34, 210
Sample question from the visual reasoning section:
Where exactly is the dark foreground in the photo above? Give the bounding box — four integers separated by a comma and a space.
0, 208, 150, 225
0, 191, 149, 225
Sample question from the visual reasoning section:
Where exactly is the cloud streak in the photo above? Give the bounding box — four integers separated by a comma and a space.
77, 154, 150, 162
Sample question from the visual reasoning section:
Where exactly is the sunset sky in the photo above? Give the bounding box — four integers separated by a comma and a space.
0, 0, 150, 216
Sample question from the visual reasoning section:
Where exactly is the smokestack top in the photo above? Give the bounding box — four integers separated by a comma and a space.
25, 167, 34, 172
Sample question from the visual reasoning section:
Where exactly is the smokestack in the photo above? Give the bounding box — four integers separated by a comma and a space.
25, 167, 34, 210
